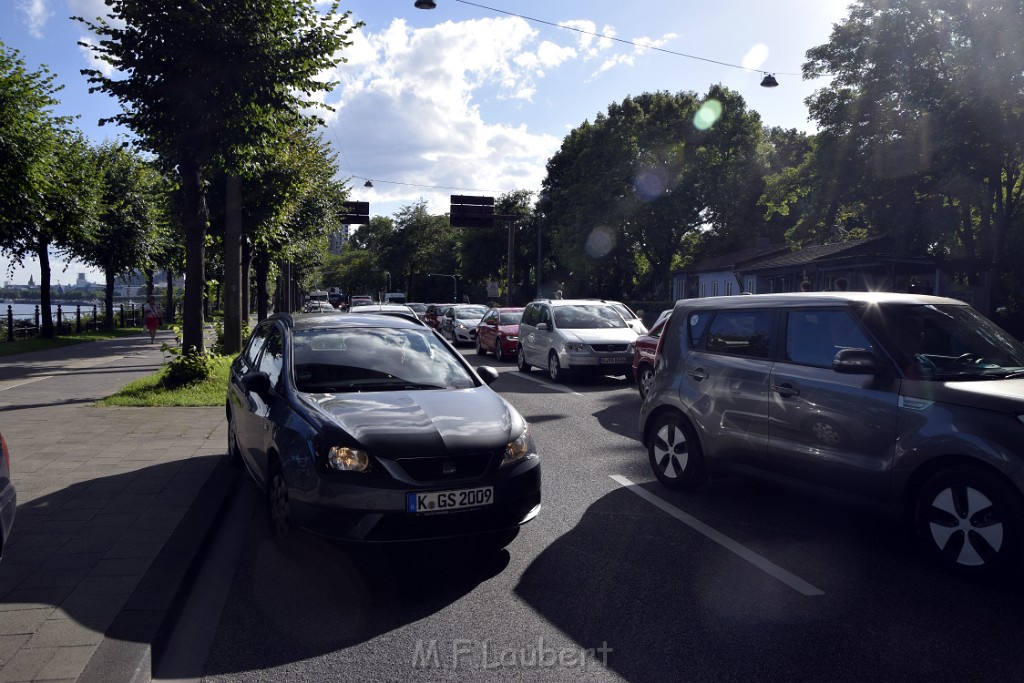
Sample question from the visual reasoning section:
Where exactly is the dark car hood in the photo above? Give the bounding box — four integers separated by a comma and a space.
902, 377, 1024, 412
303, 387, 522, 452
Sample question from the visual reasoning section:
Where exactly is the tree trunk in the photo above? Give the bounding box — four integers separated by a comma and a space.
255, 252, 270, 321
180, 155, 209, 353
223, 173, 243, 354
242, 239, 253, 329
104, 271, 116, 332
165, 269, 174, 324
37, 239, 54, 338
145, 268, 155, 298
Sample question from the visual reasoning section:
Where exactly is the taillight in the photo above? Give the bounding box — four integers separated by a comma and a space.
1, 433, 9, 472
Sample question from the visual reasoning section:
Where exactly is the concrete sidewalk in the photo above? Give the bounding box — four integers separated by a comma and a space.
0, 329, 237, 683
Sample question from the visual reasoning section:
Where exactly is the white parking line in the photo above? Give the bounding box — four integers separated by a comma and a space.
610, 475, 825, 596
0, 375, 54, 392
501, 369, 583, 396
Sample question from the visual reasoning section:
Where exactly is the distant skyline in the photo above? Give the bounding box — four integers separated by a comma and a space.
1, 0, 852, 284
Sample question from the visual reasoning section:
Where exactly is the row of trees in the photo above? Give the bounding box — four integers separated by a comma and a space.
5, 0, 1023, 350
332, 0, 1024, 315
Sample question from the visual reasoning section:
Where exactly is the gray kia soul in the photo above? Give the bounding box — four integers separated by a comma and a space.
639, 292, 1024, 577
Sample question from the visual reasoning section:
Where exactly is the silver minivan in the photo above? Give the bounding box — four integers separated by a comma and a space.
518, 299, 638, 382
639, 292, 1024, 577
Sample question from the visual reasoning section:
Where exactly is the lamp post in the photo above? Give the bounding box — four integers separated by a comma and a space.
427, 273, 457, 302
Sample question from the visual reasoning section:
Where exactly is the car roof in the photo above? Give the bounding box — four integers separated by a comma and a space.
272, 312, 428, 331
671, 291, 970, 311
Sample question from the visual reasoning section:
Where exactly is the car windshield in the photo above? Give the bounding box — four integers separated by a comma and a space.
292, 327, 476, 392
553, 304, 628, 329
499, 311, 523, 325
610, 303, 637, 320
456, 306, 487, 319
870, 303, 1024, 379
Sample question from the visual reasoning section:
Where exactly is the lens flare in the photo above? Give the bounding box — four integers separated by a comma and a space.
694, 99, 723, 131
634, 168, 667, 202
586, 226, 616, 258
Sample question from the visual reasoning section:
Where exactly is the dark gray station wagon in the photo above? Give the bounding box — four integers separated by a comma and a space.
639, 292, 1024, 577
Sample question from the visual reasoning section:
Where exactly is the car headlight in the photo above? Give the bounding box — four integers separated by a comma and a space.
506, 335, 518, 341
564, 342, 587, 352
326, 446, 370, 472
501, 429, 538, 467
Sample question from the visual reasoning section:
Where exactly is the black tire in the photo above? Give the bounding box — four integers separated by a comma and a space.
547, 352, 571, 383
267, 458, 293, 540
450, 327, 459, 346
517, 346, 531, 372
637, 363, 655, 400
494, 338, 505, 362
226, 415, 243, 469
476, 336, 487, 355
914, 464, 1024, 577
647, 412, 707, 490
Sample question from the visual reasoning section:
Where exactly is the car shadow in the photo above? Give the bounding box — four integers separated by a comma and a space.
512, 480, 1024, 681
194, 516, 513, 676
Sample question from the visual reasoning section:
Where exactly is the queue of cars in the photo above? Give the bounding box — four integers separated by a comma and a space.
231, 290, 1024, 577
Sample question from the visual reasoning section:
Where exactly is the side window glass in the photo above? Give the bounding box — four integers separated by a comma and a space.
257, 326, 285, 390
688, 312, 711, 348
245, 325, 270, 367
542, 307, 552, 327
785, 309, 874, 367
706, 310, 774, 358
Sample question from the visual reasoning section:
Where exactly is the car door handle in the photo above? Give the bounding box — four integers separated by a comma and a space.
687, 369, 708, 381
772, 383, 800, 398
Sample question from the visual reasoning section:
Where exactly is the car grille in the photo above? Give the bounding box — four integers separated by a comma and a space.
590, 343, 630, 353
395, 451, 495, 483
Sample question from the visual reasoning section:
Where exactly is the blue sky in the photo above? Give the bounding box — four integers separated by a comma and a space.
1, 0, 851, 286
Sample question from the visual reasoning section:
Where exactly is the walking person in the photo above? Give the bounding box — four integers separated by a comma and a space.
143, 295, 162, 343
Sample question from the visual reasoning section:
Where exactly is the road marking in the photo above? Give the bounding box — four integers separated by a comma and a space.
0, 357, 122, 392
0, 376, 54, 392
502, 370, 583, 396
610, 475, 825, 596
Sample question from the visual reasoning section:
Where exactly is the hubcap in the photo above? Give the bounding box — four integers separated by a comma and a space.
810, 420, 841, 447
549, 355, 559, 380
927, 485, 1003, 566
640, 367, 655, 398
653, 423, 689, 479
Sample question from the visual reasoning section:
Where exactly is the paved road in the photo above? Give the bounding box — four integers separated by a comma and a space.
0, 329, 234, 683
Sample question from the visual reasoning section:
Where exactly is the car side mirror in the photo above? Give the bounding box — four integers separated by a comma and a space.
476, 365, 499, 385
833, 348, 879, 374
536, 322, 549, 331
241, 370, 272, 394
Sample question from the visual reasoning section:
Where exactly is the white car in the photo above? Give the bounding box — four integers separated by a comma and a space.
517, 299, 638, 382
440, 304, 489, 345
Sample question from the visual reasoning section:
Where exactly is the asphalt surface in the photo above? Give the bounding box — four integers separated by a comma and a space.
0, 329, 235, 683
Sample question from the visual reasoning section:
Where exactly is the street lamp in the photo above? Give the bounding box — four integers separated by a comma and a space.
427, 273, 457, 302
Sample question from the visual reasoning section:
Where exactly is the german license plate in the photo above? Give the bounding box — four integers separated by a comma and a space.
600, 356, 629, 364
407, 487, 494, 513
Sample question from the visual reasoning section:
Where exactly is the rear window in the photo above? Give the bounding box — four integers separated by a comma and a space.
705, 310, 774, 359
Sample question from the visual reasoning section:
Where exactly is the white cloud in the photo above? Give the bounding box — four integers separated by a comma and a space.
319, 16, 569, 213
17, 0, 52, 38
591, 32, 678, 80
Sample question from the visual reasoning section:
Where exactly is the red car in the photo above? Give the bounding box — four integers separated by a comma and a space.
632, 309, 672, 400
423, 303, 451, 330
475, 306, 524, 362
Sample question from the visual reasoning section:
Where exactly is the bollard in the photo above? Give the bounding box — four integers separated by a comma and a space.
57, 304, 63, 335
131, 303, 137, 327
34, 304, 40, 334
119, 304, 124, 328
93, 304, 98, 331
76, 305, 82, 333
6, 305, 12, 342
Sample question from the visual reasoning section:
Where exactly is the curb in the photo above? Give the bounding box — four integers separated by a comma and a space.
77, 456, 241, 683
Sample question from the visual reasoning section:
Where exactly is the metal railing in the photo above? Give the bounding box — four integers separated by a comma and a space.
2, 303, 158, 342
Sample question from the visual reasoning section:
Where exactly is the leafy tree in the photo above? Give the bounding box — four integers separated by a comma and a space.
541, 87, 769, 299
76, 142, 167, 330
0, 44, 101, 337
802, 0, 1024, 308
77, 0, 361, 351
